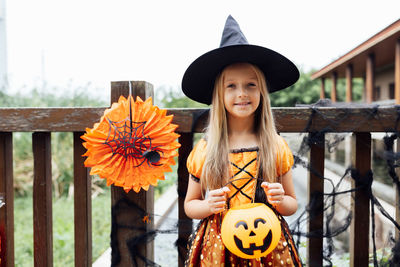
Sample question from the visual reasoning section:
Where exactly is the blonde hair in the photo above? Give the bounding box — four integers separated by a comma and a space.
201, 63, 282, 191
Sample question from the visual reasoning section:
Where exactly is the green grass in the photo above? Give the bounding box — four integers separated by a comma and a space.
14, 190, 111, 266
14, 196, 34, 266
91, 190, 112, 263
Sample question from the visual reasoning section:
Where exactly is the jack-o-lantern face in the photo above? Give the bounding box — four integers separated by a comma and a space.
221, 203, 281, 259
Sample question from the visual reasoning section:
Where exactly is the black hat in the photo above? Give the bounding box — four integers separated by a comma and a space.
181, 15, 299, 105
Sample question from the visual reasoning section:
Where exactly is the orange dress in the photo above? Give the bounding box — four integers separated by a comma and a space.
185, 137, 302, 267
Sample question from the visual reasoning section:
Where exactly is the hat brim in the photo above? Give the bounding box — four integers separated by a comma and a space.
182, 44, 299, 105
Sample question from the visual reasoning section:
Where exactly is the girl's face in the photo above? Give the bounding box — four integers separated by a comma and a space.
222, 63, 261, 121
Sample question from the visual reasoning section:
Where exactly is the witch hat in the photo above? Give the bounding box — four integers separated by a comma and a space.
182, 15, 299, 105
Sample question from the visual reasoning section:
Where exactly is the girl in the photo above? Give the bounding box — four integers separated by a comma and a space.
181, 16, 302, 266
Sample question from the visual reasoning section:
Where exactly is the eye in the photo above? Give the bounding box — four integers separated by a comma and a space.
235, 221, 248, 230
227, 83, 235, 88
248, 82, 256, 87
254, 218, 266, 228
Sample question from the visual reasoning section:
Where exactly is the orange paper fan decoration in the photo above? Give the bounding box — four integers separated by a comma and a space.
81, 95, 181, 193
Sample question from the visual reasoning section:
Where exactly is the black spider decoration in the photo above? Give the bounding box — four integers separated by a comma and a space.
104, 117, 163, 167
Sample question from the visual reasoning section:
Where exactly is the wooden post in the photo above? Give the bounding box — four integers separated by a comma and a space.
395, 38, 400, 104
177, 133, 193, 267
307, 132, 325, 267
110, 81, 154, 267
366, 54, 375, 103
362, 76, 366, 102
320, 78, 326, 99
346, 64, 353, 102
396, 138, 400, 241
345, 135, 352, 167
393, 138, 400, 243
0, 133, 14, 267
350, 132, 371, 267
74, 132, 92, 266
331, 72, 337, 102
33, 132, 53, 267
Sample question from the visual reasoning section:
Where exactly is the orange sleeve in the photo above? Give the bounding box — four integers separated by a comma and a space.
276, 136, 294, 176
186, 139, 207, 180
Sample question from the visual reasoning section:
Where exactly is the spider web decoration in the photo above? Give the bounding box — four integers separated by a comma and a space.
104, 119, 162, 166
82, 95, 180, 193
109, 103, 400, 267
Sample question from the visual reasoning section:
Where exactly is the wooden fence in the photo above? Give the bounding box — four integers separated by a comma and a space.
0, 81, 399, 266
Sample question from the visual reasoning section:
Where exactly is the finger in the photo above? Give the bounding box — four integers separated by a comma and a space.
211, 207, 225, 214
266, 188, 285, 196
209, 188, 225, 197
210, 202, 226, 213
222, 186, 231, 193
267, 196, 282, 205
266, 183, 282, 190
268, 195, 284, 201
212, 201, 226, 208
261, 182, 269, 188
211, 195, 226, 203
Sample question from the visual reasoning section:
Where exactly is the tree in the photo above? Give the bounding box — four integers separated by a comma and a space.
155, 85, 208, 108
269, 68, 363, 107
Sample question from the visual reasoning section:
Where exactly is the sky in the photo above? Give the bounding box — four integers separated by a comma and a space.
3, 0, 400, 101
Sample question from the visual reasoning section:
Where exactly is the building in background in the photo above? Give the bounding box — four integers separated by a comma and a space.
0, 0, 7, 88
312, 19, 400, 105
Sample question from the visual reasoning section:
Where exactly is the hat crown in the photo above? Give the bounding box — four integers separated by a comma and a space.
182, 15, 299, 105
220, 15, 249, 47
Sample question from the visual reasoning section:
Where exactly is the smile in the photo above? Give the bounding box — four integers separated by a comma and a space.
234, 102, 251, 106
233, 230, 272, 256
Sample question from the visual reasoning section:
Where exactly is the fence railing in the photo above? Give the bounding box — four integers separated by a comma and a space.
0, 81, 399, 267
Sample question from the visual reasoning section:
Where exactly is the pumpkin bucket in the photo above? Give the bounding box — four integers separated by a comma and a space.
221, 203, 281, 259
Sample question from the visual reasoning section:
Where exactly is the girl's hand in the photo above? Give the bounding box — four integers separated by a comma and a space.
206, 187, 231, 214
261, 182, 285, 206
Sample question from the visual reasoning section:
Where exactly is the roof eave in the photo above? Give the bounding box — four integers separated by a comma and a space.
311, 19, 400, 80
